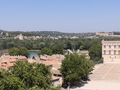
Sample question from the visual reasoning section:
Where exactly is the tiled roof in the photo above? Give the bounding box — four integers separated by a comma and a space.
40, 54, 64, 61
53, 63, 61, 69
80, 51, 89, 54
7, 63, 14, 67
9, 59, 16, 61
41, 61, 52, 66
0, 55, 27, 68
51, 69, 61, 75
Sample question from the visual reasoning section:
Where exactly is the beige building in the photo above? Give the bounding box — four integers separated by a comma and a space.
96, 32, 114, 36
102, 40, 120, 62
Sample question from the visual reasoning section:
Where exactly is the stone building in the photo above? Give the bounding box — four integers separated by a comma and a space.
96, 32, 114, 36
102, 40, 120, 62
19, 33, 24, 40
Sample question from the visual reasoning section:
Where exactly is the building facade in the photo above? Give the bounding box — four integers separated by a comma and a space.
102, 40, 120, 62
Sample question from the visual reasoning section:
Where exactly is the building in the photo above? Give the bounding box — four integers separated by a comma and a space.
19, 34, 24, 40
76, 49, 90, 59
96, 32, 114, 36
96, 32, 120, 38
65, 49, 90, 59
65, 49, 73, 55
0, 54, 27, 68
102, 40, 120, 62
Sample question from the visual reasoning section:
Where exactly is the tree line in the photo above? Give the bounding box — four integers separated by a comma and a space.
0, 38, 101, 50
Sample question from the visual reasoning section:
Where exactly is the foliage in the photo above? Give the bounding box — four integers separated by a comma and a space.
8, 47, 28, 57
60, 53, 94, 84
0, 69, 25, 90
32, 56, 35, 59
19, 47, 29, 57
0, 61, 52, 90
8, 47, 19, 56
9, 61, 51, 90
39, 47, 52, 55
1, 32, 120, 51
52, 44, 63, 54
89, 43, 102, 63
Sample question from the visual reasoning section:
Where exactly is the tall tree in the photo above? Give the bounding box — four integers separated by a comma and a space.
0, 69, 25, 90
19, 47, 28, 57
39, 47, 52, 55
9, 61, 51, 90
60, 53, 94, 86
52, 44, 63, 54
8, 47, 19, 56
8, 47, 28, 57
89, 43, 102, 63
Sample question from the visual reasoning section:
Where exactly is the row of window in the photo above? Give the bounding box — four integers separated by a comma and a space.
104, 45, 120, 48
104, 50, 120, 54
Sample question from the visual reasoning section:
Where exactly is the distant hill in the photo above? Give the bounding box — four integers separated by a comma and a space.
0, 29, 96, 37
0, 29, 7, 32
31, 31, 95, 37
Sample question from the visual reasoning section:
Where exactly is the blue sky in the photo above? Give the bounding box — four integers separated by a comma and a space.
0, 0, 120, 33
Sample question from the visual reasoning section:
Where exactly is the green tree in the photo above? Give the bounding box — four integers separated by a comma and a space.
8, 47, 19, 56
89, 43, 102, 63
64, 41, 72, 49
52, 44, 63, 54
0, 61, 60, 90
39, 47, 52, 55
9, 61, 51, 90
0, 69, 25, 90
8, 47, 28, 57
38, 42, 45, 49
60, 53, 94, 86
7, 42, 15, 49
32, 56, 35, 59
25, 42, 33, 50
19, 47, 28, 57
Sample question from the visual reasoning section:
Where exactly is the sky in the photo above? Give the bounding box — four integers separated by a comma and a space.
0, 0, 120, 33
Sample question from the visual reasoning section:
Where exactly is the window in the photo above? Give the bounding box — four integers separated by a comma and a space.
119, 50, 120, 54
114, 45, 116, 48
119, 45, 120, 48
109, 45, 111, 48
104, 45, 106, 48
104, 50, 106, 54
114, 50, 116, 54
109, 50, 111, 54
10, 61, 15, 63
1, 62, 7, 64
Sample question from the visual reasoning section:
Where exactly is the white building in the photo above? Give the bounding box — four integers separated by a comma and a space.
102, 40, 120, 62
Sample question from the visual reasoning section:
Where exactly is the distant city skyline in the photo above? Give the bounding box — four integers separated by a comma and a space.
0, 0, 120, 33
